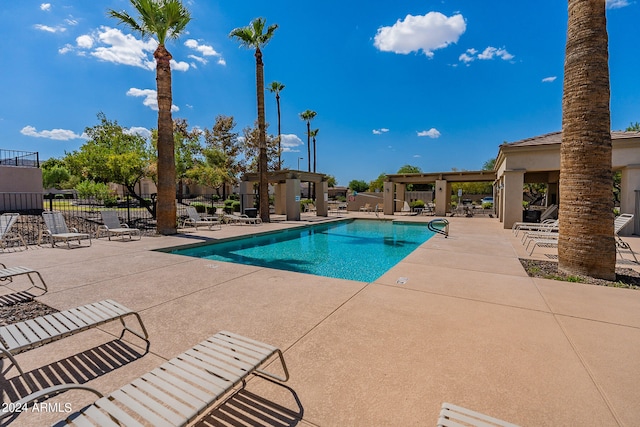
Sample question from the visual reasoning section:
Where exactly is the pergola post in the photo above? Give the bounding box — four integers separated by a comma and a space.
285, 178, 301, 221
434, 179, 449, 216
500, 169, 525, 229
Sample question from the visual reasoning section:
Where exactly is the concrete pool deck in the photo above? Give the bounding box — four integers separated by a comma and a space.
1, 214, 639, 426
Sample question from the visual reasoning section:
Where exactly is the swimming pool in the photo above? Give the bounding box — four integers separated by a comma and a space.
166, 219, 435, 282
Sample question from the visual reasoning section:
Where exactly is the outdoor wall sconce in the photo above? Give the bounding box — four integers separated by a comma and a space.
438, 187, 442, 192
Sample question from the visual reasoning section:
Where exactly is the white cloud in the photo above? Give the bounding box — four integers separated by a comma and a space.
20, 125, 84, 140
372, 128, 389, 135
58, 44, 73, 54
459, 46, 514, 64
607, 0, 630, 8
125, 127, 152, 139
279, 134, 304, 152
65, 18, 78, 26
171, 59, 190, 72
542, 76, 557, 83
40, 3, 51, 11
76, 35, 93, 49
34, 24, 66, 33
184, 39, 225, 67
374, 12, 466, 57
413, 154, 422, 158
477, 46, 514, 60
417, 128, 441, 138
126, 88, 179, 112
88, 26, 157, 70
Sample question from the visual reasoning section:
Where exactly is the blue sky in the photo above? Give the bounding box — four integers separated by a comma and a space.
2, 0, 638, 187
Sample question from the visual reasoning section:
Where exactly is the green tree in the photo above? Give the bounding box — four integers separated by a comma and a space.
626, 122, 640, 132
42, 161, 71, 189
108, 0, 191, 235
299, 110, 317, 172
202, 115, 243, 199
349, 179, 369, 193
325, 175, 337, 187
173, 118, 202, 201
65, 113, 153, 215
559, 0, 615, 279
241, 121, 279, 172
369, 173, 387, 192
482, 158, 496, 170
268, 81, 285, 169
230, 17, 278, 223
397, 164, 422, 174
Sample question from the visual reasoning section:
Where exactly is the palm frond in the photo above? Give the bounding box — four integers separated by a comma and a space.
108, 0, 190, 45
229, 17, 278, 49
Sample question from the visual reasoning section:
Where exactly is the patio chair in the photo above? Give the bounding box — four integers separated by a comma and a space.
0, 299, 149, 397
512, 219, 558, 236
49, 331, 288, 427
614, 213, 638, 262
97, 210, 141, 241
360, 203, 372, 212
230, 213, 263, 225
0, 262, 48, 306
0, 213, 27, 251
39, 211, 91, 248
540, 204, 558, 222
182, 205, 221, 230
437, 402, 520, 427
305, 203, 317, 212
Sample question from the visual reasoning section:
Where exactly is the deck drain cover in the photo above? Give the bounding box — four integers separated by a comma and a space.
396, 277, 408, 285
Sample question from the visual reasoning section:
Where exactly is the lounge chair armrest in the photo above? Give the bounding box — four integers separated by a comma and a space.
70, 227, 79, 233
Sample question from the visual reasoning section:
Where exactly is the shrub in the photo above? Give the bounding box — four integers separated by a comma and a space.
410, 199, 425, 209
191, 202, 207, 213
232, 201, 241, 212
206, 206, 217, 215
482, 202, 493, 209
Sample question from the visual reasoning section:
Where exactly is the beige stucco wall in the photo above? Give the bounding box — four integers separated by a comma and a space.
0, 165, 43, 211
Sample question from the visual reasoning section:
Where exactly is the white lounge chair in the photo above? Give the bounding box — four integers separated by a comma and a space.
614, 213, 638, 262
0, 299, 148, 396
527, 214, 638, 259
230, 213, 262, 225
540, 204, 558, 222
39, 211, 91, 248
97, 210, 141, 240
0, 213, 27, 251
360, 203, 372, 213
49, 331, 288, 427
512, 219, 558, 236
182, 205, 222, 230
438, 402, 520, 427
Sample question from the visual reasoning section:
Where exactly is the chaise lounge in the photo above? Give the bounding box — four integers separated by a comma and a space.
0, 299, 149, 400
182, 206, 222, 230
97, 210, 142, 241
0, 213, 27, 251
39, 211, 91, 248
0, 262, 48, 306
50, 331, 288, 426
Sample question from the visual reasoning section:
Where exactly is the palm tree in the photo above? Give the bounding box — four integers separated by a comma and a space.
268, 81, 285, 169
108, 0, 191, 235
309, 128, 319, 199
299, 110, 317, 172
230, 18, 278, 223
559, 0, 615, 280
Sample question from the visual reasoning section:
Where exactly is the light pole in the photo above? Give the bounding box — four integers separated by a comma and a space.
297, 157, 304, 171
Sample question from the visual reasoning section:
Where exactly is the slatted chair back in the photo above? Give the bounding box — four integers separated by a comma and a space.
615, 213, 634, 235
186, 205, 203, 221
100, 210, 123, 230
0, 213, 19, 238
42, 211, 70, 234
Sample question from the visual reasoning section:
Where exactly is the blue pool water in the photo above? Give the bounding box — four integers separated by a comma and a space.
167, 219, 435, 282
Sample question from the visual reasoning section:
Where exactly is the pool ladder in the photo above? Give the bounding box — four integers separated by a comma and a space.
427, 218, 449, 238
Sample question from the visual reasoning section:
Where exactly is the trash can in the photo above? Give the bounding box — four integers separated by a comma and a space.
522, 210, 541, 223
244, 208, 257, 218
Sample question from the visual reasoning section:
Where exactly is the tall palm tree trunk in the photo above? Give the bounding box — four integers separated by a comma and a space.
306, 121, 311, 173
312, 135, 317, 200
559, 0, 615, 279
255, 48, 270, 223
155, 45, 177, 235
276, 93, 282, 169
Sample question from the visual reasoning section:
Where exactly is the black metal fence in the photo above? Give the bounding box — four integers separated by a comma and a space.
1, 193, 231, 246
0, 149, 39, 167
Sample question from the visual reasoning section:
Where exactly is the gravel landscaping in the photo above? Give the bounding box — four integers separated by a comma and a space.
520, 259, 640, 290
